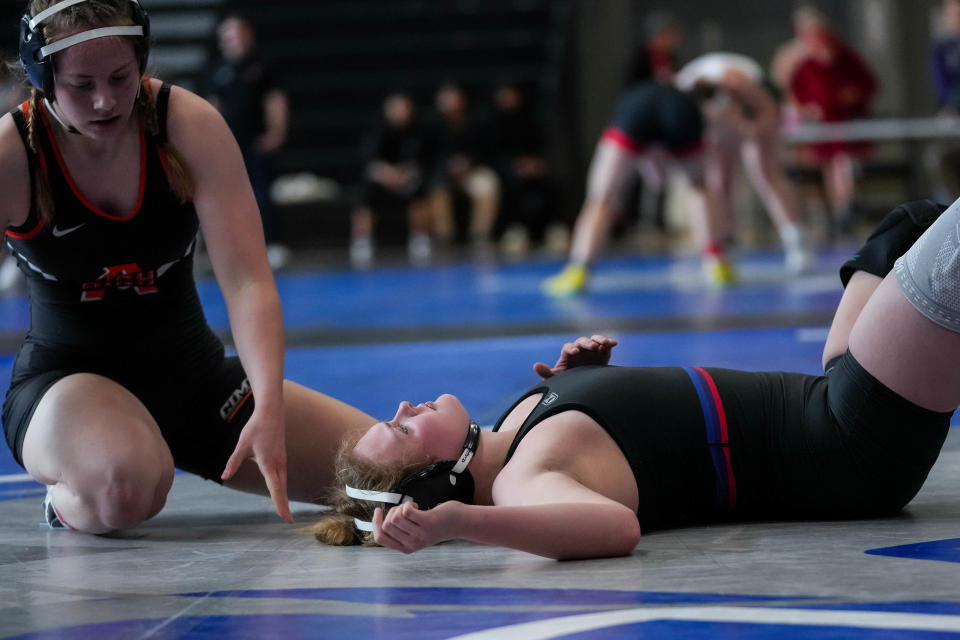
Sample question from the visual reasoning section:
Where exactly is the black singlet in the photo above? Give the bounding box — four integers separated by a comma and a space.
5, 86, 223, 370
493, 361, 952, 531
493, 365, 718, 530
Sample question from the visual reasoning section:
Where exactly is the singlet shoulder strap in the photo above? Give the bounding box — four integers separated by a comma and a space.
156, 82, 172, 145
495, 382, 559, 466
496, 366, 610, 466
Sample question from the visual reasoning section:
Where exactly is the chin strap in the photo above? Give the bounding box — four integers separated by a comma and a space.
451, 420, 480, 476
43, 99, 80, 135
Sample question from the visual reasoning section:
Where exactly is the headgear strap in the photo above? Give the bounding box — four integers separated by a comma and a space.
40, 25, 144, 58
20, 0, 149, 98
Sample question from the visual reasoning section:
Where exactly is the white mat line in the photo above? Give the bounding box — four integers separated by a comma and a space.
448, 606, 960, 640
0, 474, 36, 484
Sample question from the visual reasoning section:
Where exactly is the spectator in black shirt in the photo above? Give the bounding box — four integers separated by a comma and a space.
489, 82, 562, 257
427, 83, 501, 254
205, 12, 291, 268
350, 92, 431, 268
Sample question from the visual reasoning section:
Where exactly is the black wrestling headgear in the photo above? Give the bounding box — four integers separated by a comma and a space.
346, 420, 481, 532
20, 0, 151, 98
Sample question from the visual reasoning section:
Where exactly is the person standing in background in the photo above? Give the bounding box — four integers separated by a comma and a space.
622, 11, 685, 234
931, 0, 960, 114
676, 52, 814, 274
542, 83, 734, 295
928, 0, 960, 200
205, 11, 291, 269
787, 5, 878, 237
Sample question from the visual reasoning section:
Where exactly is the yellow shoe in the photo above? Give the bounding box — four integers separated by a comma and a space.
542, 264, 588, 296
704, 256, 737, 285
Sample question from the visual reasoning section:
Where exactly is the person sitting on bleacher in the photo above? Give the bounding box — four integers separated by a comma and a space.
426, 83, 501, 257
489, 82, 565, 258
350, 92, 432, 268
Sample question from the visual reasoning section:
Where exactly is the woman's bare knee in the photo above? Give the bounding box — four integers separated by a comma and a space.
79, 455, 174, 530
22, 374, 175, 530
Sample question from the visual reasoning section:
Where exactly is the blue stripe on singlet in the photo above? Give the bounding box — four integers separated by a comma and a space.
683, 366, 737, 512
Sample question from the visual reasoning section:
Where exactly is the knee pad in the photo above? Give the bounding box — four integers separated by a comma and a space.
894, 197, 960, 333
841, 199, 946, 286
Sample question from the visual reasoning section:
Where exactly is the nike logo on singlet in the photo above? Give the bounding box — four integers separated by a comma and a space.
51, 223, 85, 238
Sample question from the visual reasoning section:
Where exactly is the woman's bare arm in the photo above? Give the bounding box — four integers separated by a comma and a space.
0, 112, 32, 231
372, 471, 641, 560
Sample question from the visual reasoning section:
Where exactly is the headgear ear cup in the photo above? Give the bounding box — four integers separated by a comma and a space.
19, 13, 50, 95
129, 0, 151, 74
19, 0, 151, 98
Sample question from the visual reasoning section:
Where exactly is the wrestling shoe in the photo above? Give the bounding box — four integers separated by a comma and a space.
703, 255, 737, 285
42, 486, 70, 530
542, 263, 588, 296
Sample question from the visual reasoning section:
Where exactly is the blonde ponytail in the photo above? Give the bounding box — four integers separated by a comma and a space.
313, 435, 424, 547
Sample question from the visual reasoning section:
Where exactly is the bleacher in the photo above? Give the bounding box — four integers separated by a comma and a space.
146, 0, 575, 248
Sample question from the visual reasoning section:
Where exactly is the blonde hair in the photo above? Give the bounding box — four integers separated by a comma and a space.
313, 434, 424, 547
23, 0, 194, 223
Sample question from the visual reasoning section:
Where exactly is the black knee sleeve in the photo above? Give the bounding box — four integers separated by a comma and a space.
839, 200, 947, 287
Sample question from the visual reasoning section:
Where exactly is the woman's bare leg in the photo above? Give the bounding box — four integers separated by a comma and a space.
847, 199, 960, 411
741, 137, 803, 230
21, 374, 175, 533
848, 275, 960, 412
567, 141, 638, 266
822, 270, 882, 369
824, 152, 857, 232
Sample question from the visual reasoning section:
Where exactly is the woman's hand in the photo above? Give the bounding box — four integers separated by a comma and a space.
221, 407, 292, 523
534, 335, 618, 378
371, 502, 462, 553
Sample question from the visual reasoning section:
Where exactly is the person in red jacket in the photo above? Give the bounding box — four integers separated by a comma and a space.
788, 8, 878, 236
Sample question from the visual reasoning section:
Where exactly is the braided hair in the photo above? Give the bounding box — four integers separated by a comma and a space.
314, 434, 424, 547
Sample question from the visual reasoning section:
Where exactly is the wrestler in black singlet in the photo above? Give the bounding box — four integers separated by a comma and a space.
602, 83, 704, 156
1, 84, 254, 480
493, 358, 951, 531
